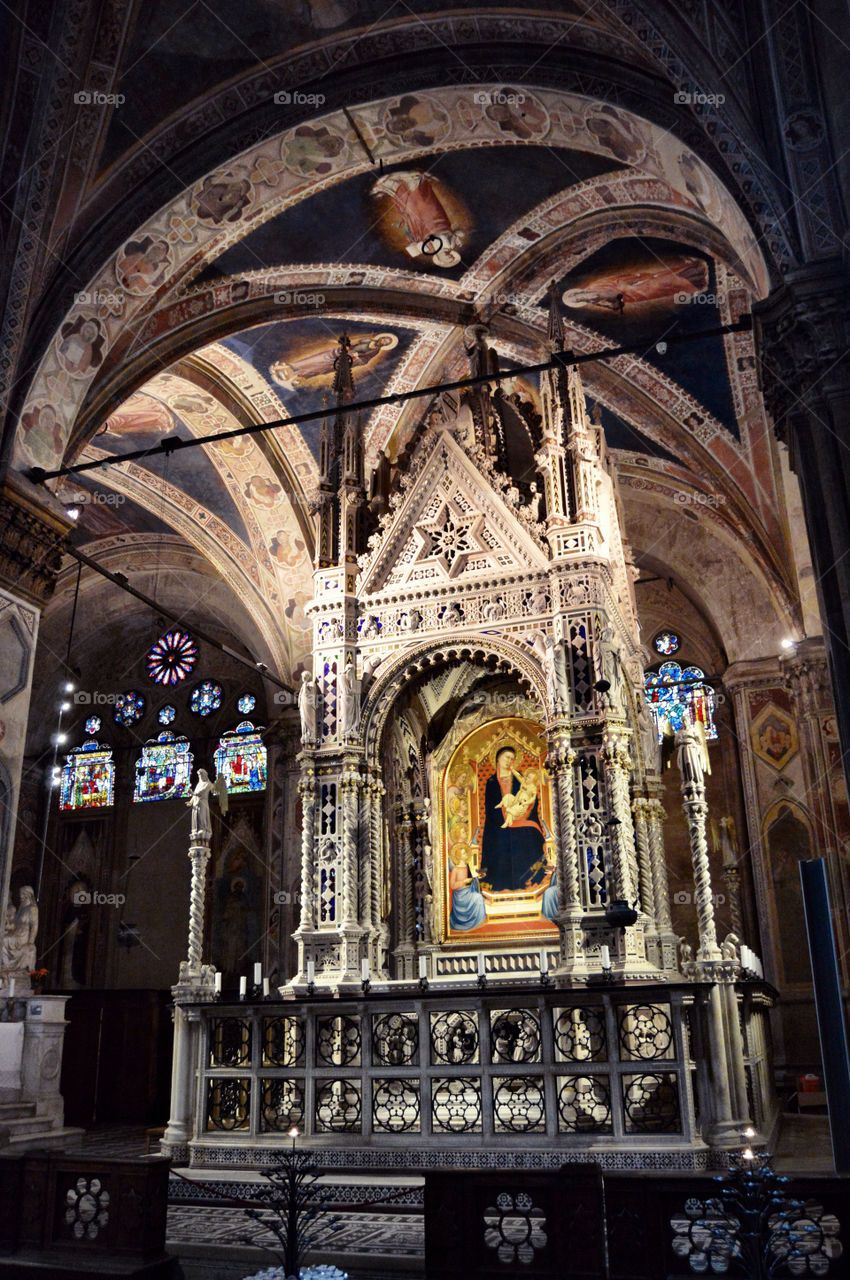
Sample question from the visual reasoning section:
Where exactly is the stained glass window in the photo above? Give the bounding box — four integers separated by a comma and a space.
113, 691, 145, 726
147, 630, 198, 684
644, 662, 717, 741
60, 741, 114, 810
214, 721, 267, 793
190, 681, 222, 716
653, 631, 680, 656
133, 732, 193, 802
237, 693, 256, 714
84, 715, 101, 735
158, 704, 176, 726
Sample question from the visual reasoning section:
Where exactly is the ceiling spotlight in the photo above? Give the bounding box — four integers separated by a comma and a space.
60, 701, 71, 712
54, 732, 67, 745
63, 681, 75, 693
655, 341, 668, 355
65, 506, 80, 521
780, 637, 796, 650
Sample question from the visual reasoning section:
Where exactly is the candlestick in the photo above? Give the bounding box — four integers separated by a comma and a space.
306, 960, 315, 984
214, 971, 222, 994
600, 945, 611, 970
477, 953, 486, 977
253, 962, 262, 985
8, 979, 15, 998
263, 977, 270, 998
418, 955, 428, 980
361, 957, 370, 982
539, 948, 549, 974
239, 975, 247, 998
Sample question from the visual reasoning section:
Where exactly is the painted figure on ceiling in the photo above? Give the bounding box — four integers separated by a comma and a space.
370, 170, 469, 268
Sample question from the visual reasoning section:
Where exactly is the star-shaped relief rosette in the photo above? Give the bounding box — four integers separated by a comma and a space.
413, 500, 487, 578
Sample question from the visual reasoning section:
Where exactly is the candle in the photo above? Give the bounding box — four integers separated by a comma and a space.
600, 945, 611, 970
361, 957, 370, 982
8, 979, 14, 998
539, 948, 549, 974
306, 960, 315, 983
239, 976, 247, 997
253, 962, 262, 985
214, 971, 222, 993
477, 954, 486, 976
418, 955, 428, 980
263, 977, 270, 998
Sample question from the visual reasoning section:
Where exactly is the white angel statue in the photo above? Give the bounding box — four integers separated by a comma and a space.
187, 767, 228, 842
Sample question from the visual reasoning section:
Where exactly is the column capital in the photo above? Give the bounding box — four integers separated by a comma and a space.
0, 477, 73, 605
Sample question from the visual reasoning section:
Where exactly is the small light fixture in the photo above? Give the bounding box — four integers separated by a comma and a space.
780, 637, 796, 650
656, 341, 668, 355
54, 732, 67, 745
59, 701, 71, 712
743, 1125, 756, 1140
65, 506, 80, 521
63, 680, 75, 693
742, 1147, 755, 1162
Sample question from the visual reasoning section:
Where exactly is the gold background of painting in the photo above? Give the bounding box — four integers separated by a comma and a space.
435, 716, 556, 943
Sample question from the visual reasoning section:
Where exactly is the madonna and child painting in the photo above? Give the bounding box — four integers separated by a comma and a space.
442, 718, 558, 941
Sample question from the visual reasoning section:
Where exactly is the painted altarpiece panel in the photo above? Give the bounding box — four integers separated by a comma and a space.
437, 716, 557, 943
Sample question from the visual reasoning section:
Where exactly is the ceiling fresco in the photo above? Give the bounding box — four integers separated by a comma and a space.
93, 392, 253, 542
219, 316, 421, 456
198, 148, 626, 284
554, 236, 738, 437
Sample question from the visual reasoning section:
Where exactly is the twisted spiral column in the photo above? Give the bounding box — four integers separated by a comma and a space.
549, 742, 580, 912
602, 740, 639, 905
297, 770, 317, 932
186, 843, 211, 971
683, 790, 720, 959
646, 797, 673, 931
340, 769, 360, 927
631, 799, 656, 924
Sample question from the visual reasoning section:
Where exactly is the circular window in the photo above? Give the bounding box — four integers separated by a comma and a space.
190, 681, 222, 717
237, 693, 256, 714
157, 704, 176, 726
653, 631, 680, 656
84, 715, 101, 735
113, 692, 145, 726
146, 630, 198, 685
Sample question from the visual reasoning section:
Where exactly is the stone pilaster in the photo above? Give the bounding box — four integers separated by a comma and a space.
753, 262, 850, 796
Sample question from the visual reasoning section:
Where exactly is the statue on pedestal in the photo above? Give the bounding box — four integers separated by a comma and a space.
675, 712, 710, 788
1, 885, 39, 979
339, 661, 361, 735
298, 671, 320, 745
187, 769, 228, 843
598, 625, 623, 710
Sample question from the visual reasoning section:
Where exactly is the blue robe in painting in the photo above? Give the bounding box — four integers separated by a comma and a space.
541, 868, 559, 921
480, 772, 547, 893
449, 872, 487, 932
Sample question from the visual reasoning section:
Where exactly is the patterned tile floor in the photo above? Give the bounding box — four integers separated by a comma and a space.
80, 1127, 426, 1272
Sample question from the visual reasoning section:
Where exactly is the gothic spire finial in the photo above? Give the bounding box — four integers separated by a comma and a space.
547, 280, 564, 351
332, 333, 355, 403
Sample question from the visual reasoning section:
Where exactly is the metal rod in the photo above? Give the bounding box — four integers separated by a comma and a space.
27, 317, 752, 484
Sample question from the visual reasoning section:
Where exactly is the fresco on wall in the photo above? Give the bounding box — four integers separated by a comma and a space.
442, 717, 557, 942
